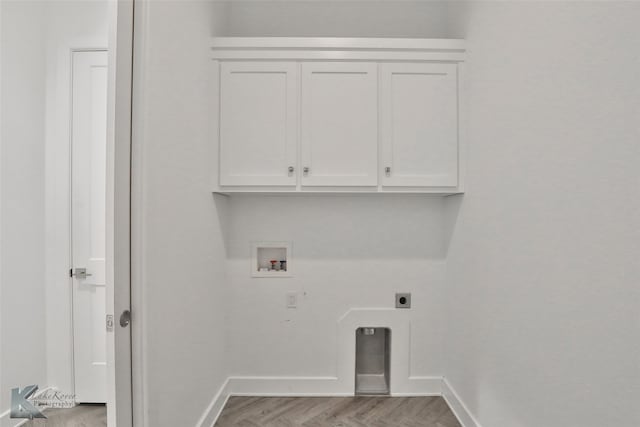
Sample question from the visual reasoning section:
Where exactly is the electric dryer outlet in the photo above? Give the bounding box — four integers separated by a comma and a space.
395, 293, 411, 308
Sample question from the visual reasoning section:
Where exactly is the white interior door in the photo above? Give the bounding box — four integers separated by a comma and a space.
219, 61, 298, 186
380, 62, 458, 187
71, 50, 108, 403
300, 62, 378, 187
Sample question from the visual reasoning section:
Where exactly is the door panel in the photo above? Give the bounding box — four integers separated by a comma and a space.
380, 63, 458, 187
72, 50, 108, 403
301, 62, 378, 187
219, 62, 298, 186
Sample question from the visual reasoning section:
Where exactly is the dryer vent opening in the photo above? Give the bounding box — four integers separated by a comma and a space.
355, 327, 390, 395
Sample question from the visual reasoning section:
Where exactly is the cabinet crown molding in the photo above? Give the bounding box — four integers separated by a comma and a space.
210, 37, 466, 61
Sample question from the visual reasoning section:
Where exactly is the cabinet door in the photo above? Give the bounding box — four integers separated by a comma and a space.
380, 63, 458, 187
301, 62, 378, 187
219, 62, 298, 186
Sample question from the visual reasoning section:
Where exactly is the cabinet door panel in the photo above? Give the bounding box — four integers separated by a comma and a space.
301, 62, 378, 187
220, 62, 298, 186
380, 63, 458, 187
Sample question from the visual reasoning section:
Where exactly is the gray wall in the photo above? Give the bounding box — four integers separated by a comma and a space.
133, 2, 229, 426
225, 195, 447, 379
222, 0, 450, 37
444, 2, 640, 426
0, 2, 47, 425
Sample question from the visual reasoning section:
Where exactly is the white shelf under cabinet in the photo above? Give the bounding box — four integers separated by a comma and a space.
212, 37, 466, 195
214, 188, 463, 196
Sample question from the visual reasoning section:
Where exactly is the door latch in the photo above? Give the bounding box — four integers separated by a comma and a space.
71, 268, 92, 280
106, 315, 114, 332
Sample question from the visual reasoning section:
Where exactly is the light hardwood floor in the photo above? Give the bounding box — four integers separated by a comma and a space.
215, 396, 462, 427
23, 404, 107, 427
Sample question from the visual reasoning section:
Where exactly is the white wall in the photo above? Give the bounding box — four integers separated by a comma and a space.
224, 0, 449, 38
216, 0, 453, 392
226, 195, 446, 382
444, 2, 640, 427
133, 2, 229, 426
43, 0, 109, 396
0, 2, 48, 424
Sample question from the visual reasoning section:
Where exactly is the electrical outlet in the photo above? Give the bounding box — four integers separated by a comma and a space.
395, 293, 411, 309
286, 292, 297, 308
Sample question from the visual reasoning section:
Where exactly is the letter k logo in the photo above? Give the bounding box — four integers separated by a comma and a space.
10, 385, 46, 419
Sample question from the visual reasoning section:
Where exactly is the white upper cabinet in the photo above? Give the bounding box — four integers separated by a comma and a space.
219, 62, 298, 186
212, 38, 465, 194
380, 63, 458, 187
300, 62, 378, 187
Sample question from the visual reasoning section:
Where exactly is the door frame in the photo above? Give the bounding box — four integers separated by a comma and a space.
44, 0, 136, 421
44, 45, 109, 406
107, 1, 135, 426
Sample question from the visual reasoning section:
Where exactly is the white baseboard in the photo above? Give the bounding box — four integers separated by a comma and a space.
227, 376, 347, 396
195, 378, 231, 427
197, 375, 478, 427
397, 376, 443, 396
225, 375, 443, 397
442, 378, 482, 427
